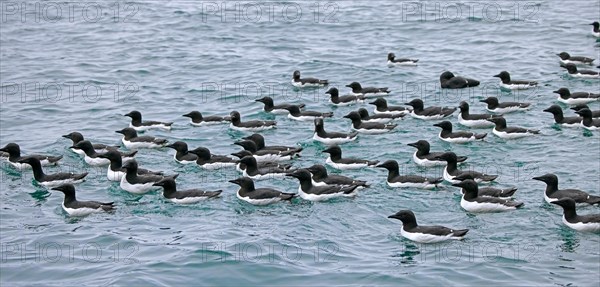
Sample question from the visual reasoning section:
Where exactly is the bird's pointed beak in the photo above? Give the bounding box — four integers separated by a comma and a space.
532, 176, 543, 181
407, 142, 418, 148
387, 214, 400, 219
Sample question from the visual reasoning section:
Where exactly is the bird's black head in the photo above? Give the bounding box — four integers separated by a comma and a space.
166, 141, 188, 152
229, 177, 255, 189
376, 160, 399, 170
542, 105, 563, 115
493, 71, 511, 83
115, 127, 137, 138
405, 99, 424, 109
322, 145, 342, 156
96, 150, 121, 161
231, 150, 252, 159
153, 177, 176, 188
407, 140, 429, 150
255, 97, 273, 105
229, 111, 241, 122
574, 108, 593, 118
591, 22, 600, 30
570, 104, 589, 112
486, 116, 506, 127
345, 82, 362, 91
451, 179, 478, 190
0, 143, 20, 155
286, 169, 312, 180
306, 164, 327, 177
387, 210, 416, 223
234, 140, 258, 153
292, 70, 301, 80
556, 52, 570, 60
242, 133, 264, 145
357, 108, 370, 118
479, 97, 498, 105
369, 97, 387, 107
532, 173, 558, 185
550, 197, 576, 210
563, 63, 578, 73
458, 101, 470, 111
433, 152, 457, 162
121, 159, 139, 171
182, 111, 202, 120
343, 111, 362, 121
433, 120, 453, 130
387, 53, 395, 61
16, 157, 39, 165
325, 87, 338, 96
124, 110, 142, 120
314, 118, 324, 128
188, 147, 211, 159
239, 155, 257, 166
439, 71, 455, 82
72, 140, 95, 153
62, 132, 84, 144
552, 88, 570, 98
284, 105, 301, 114
51, 184, 76, 197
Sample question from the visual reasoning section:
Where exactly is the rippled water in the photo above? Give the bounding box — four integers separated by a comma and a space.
1, 0, 599, 285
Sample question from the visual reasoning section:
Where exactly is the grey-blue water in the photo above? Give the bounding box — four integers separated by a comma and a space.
1, 1, 599, 285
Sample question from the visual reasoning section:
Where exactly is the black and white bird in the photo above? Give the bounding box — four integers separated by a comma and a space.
493, 71, 538, 90
407, 140, 467, 167
405, 99, 456, 120
387, 52, 418, 67
153, 178, 222, 204
166, 141, 198, 164
346, 82, 390, 97
97, 150, 163, 181
182, 111, 231, 126
487, 117, 539, 139
590, 21, 600, 38
306, 164, 369, 188
561, 63, 600, 78
433, 121, 487, 143
377, 160, 442, 189
120, 160, 176, 194
115, 128, 168, 149
231, 150, 291, 173
188, 147, 238, 169
235, 140, 300, 162
322, 145, 379, 170
73, 140, 136, 166
291, 70, 328, 88
17, 158, 87, 188
388, 210, 468, 243
480, 97, 531, 113
553, 88, 600, 105
369, 98, 410, 116
286, 169, 360, 201
238, 156, 290, 180
551, 198, 600, 232
229, 111, 276, 131
357, 108, 404, 123
62, 132, 118, 156
453, 179, 523, 212
242, 134, 302, 152
124, 110, 173, 131
255, 96, 306, 114
313, 118, 358, 145
571, 104, 600, 118
453, 174, 517, 199
344, 111, 397, 134
51, 184, 115, 217
439, 71, 480, 89
532, 173, 600, 205
0, 143, 62, 170
556, 52, 595, 66
229, 177, 295, 205
543, 105, 582, 127
284, 105, 333, 121
325, 87, 364, 106
575, 108, 600, 130
434, 152, 498, 184
457, 101, 496, 128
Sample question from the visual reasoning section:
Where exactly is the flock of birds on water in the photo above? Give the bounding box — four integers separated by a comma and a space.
2, 22, 600, 244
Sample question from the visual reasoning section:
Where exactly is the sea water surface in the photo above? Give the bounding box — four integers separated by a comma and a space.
1, 0, 599, 286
